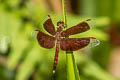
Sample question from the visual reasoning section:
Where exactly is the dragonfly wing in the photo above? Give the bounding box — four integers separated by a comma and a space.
60, 38, 91, 51
61, 22, 90, 37
43, 15, 56, 35
36, 30, 56, 49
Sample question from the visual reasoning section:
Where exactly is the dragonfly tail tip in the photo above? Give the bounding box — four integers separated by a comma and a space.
53, 70, 56, 74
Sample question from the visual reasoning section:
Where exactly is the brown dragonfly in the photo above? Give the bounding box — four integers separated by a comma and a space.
36, 15, 96, 74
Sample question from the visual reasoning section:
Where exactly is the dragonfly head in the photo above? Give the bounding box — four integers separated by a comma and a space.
57, 21, 64, 28
57, 21, 64, 32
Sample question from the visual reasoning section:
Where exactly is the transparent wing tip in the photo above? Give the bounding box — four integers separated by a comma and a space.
31, 29, 38, 39
42, 14, 51, 23
89, 38, 100, 48
86, 19, 92, 22
85, 18, 96, 29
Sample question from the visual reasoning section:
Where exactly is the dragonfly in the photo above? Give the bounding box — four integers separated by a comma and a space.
36, 15, 96, 74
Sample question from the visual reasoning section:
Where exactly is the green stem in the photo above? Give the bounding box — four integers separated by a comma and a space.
62, 0, 67, 27
62, 0, 80, 80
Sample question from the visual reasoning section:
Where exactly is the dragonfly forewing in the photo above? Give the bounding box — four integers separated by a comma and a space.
61, 22, 90, 37
43, 15, 56, 35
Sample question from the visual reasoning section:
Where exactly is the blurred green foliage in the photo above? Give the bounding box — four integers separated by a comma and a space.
0, 0, 120, 80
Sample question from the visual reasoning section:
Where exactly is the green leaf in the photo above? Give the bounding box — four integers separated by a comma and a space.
66, 53, 76, 80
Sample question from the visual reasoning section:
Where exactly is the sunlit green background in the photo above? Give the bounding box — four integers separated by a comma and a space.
0, 0, 120, 80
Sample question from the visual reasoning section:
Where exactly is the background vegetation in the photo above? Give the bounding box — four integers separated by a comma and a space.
0, 0, 120, 80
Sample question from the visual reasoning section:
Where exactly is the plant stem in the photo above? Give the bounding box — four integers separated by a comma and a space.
62, 0, 67, 27
62, 0, 80, 80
